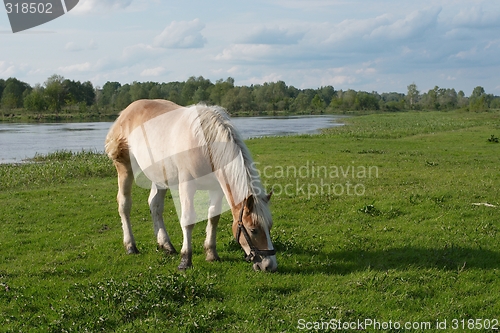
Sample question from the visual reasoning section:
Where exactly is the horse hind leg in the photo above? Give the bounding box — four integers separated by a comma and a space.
177, 182, 197, 270
115, 161, 139, 254
148, 184, 177, 255
204, 189, 223, 262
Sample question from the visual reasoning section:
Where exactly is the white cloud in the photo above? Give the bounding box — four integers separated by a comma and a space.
247, 73, 283, 85
215, 8, 441, 71
153, 19, 207, 49
453, 47, 477, 60
65, 42, 83, 52
355, 68, 377, 75
320, 7, 441, 50
215, 44, 274, 61
452, 7, 500, 28
65, 40, 99, 52
271, 0, 352, 10
140, 66, 166, 77
88, 39, 98, 50
71, 0, 133, 14
121, 43, 163, 62
227, 66, 239, 74
369, 7, 441, 40
242, 26, 305, 45
58, 62, 92, 73
329, 75, 357, 86
0, 61, 17, 77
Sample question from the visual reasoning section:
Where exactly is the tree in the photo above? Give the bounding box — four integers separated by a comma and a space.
210, 77, 234, 105
221, 87, 240, 112
115, 84, 132, 109
317, 86, 335, 106
457, 90, 468, 108
469, 86, 488, 111
290, 92, 311, 112
0, 79, 5, 101
237, 86, 254, 111
437, 88, 457, 110
422, 86, 440, 110
310, 94, 325, 112
328, 91, 343, 110
192, 86, 209, 103
129, 81, 149, 101
99, 81, 121, 108
148, 84, 163, 99
342, 89, 357, 109
181, 76, 213, 105
406, 83, 419, 110
490, 96, 500, 109
24, 84, 48, 111
161, 81, 183, 104
59, 79, 94, 107
1, 77, 31, 109
81, 81, 96, 106
44, 74, 66, 112
356, 91, 379, 110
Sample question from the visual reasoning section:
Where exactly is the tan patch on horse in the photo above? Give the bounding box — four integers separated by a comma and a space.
105, 99, 184, 163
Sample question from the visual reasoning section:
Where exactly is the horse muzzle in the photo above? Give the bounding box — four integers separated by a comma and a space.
252, 255, 278, 272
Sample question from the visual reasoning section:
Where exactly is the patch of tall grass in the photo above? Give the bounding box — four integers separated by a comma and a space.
324, 110, 500, 138
0, 150, 114, 190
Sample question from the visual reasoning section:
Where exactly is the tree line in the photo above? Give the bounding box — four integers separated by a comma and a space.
1, 74, 499, 116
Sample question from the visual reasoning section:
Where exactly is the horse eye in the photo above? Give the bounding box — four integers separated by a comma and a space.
250, 228, 258, 235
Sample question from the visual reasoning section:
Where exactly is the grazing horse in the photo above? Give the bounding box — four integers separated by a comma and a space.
105, 99, 277, 272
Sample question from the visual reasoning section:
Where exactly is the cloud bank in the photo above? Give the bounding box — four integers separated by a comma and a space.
154, 19, 207, 49
2, 0, 499, 94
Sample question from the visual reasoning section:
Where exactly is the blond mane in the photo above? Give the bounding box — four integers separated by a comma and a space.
194, 104, 273, 229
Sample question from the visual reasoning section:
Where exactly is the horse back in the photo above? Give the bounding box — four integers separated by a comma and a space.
105, 99, 183, 163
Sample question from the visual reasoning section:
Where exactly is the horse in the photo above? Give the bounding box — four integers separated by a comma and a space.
105, 99, 277, 272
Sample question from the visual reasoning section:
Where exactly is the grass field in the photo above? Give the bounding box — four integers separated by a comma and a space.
0, 110, 499, 332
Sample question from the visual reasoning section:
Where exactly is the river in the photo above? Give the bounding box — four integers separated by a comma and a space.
0, 115, 343, 163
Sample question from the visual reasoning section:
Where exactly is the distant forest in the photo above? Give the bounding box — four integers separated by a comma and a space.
1, 75, 499, 119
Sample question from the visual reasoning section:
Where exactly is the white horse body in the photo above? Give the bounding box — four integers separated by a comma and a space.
105, 99, 277, 271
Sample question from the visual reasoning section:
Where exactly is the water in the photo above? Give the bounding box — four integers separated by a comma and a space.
0, 115, 343, 164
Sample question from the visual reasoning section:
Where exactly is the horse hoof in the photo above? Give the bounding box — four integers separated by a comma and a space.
177, 256, 192, 270
127, 245, 139, 254
158, 244, 177, 255
177, 263, 192, 271
204, 247, 220, 262
205, 254, 221, 262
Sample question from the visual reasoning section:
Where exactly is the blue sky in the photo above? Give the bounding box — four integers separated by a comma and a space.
1, 0, 499, 95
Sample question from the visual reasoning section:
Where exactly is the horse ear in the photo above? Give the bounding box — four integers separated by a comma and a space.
266, 190, 273, 202
245, 195, 255, 213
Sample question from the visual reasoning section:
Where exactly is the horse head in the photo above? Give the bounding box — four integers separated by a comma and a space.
232, 193, 277, 272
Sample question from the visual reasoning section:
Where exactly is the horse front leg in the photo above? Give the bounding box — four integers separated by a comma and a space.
204, 189, 223, 262
115, 161, 138, 254
178, 182, 196, 270
148, 184, 177, 255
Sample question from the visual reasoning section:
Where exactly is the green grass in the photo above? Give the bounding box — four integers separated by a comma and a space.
1, 110, 499, 332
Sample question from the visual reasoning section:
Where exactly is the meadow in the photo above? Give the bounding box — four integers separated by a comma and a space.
0, 110, 499, 332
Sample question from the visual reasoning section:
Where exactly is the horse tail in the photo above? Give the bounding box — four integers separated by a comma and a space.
105, 134, 129, 162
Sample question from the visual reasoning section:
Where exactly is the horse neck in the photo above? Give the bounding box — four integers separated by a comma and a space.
217, 167, 249, 219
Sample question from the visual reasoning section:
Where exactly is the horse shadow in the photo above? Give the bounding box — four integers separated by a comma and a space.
276, 243, 500, 275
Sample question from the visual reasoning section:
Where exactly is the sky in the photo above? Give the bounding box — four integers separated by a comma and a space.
1, 0, 499, 95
